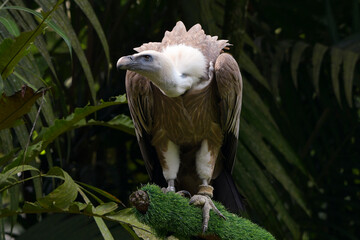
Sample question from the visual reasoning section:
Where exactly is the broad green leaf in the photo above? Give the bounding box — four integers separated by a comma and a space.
243, 78, 278, 128
0, 16, 19, 37
73, 0, 110, 65
83, 114, 135, 136
233, 161, 285, 237
0, 165, 40, 188
93, 202, 118, 215
78, 188, 115, 240
7, 94, 127, 168
3, 5, 72, 56
240, 120, 310, 215
7, 1, 59, 81
0, 0, 63, 79
291, 41, 309, 88
0, 87, 47, 130
342, 50, 358, 107
35, 0, 96, 103
238, 51, 270, 90
37, 167, 78, 210
330, 47, 343, 106
237, 143, 301, 237
242, 103, 307, 175
107, 208, 154, 236
312, 43, 328, 95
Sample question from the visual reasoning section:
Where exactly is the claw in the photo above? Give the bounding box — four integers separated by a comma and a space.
176, 190, 191, 198
189, 194, 226, 233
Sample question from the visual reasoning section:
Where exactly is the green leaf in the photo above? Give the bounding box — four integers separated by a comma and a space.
291, 41, 309, 88
0, 16, 20, 37
0, 0, 63, 79
7, 94, 127, 168
83, 114, 135, 136
330, 47, 343, 106
240, 120, 310, 216
37, 167, 78, 210
312, 43, 328, 95
0, 165, 40, 188
73, 0, 110, 65
0, 87, 48, 130
77, 181, 122, 203
237, 143, 301, 237
3, 5, 72, 57
93, 202, 118, 215
242, 102, 307, 174
107, 208, 154, 236
238, 51, 270, 90
342, 50, 358, 107
35, 0, 96, 103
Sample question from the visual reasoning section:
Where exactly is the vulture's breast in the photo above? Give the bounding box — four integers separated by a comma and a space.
151, 82, 223, 148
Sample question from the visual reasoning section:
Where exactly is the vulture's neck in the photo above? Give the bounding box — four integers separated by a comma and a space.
149, 45, 208, 97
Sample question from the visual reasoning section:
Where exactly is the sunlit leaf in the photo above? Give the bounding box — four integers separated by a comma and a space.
0, 16, 20, 37
0, 1, 63, 79
3, 5, 72, 56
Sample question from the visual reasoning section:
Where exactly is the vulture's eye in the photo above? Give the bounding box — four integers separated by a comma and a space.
143, 55, 152, 61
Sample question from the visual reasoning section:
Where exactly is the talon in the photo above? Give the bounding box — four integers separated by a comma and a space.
189, 194, 226, 233
176, 190, 191, 198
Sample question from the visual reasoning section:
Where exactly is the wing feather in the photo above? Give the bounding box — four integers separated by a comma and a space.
125, 71, 165, 185
215, 53, 243, 173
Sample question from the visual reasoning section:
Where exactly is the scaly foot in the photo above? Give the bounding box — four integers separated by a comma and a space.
189, 194, 226, 233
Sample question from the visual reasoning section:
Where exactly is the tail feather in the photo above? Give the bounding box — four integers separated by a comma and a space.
212, 170, 246, 214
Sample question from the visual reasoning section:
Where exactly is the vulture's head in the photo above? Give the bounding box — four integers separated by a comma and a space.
117, 45, 208, 97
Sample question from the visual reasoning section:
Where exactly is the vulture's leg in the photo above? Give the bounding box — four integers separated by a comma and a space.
190, 140, 225, 233
156, 140, 181, 193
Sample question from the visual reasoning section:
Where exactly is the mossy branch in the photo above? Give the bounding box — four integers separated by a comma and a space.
130, 184, 276, 240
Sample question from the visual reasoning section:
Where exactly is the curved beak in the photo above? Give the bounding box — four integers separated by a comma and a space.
116, 55, 135, 70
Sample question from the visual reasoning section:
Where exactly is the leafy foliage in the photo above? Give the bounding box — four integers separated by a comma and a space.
0, 0, 359, 240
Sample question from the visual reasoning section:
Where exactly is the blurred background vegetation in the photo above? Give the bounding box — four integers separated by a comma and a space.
0, 0, 359, 239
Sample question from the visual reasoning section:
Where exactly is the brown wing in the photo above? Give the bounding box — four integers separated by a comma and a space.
214, 53, 243, 173
125, 71, 166, 185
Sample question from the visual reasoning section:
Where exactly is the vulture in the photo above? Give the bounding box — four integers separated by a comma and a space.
117, 21, 244, 232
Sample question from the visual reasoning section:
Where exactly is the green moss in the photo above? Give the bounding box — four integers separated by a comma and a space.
134, 184, 276, 240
